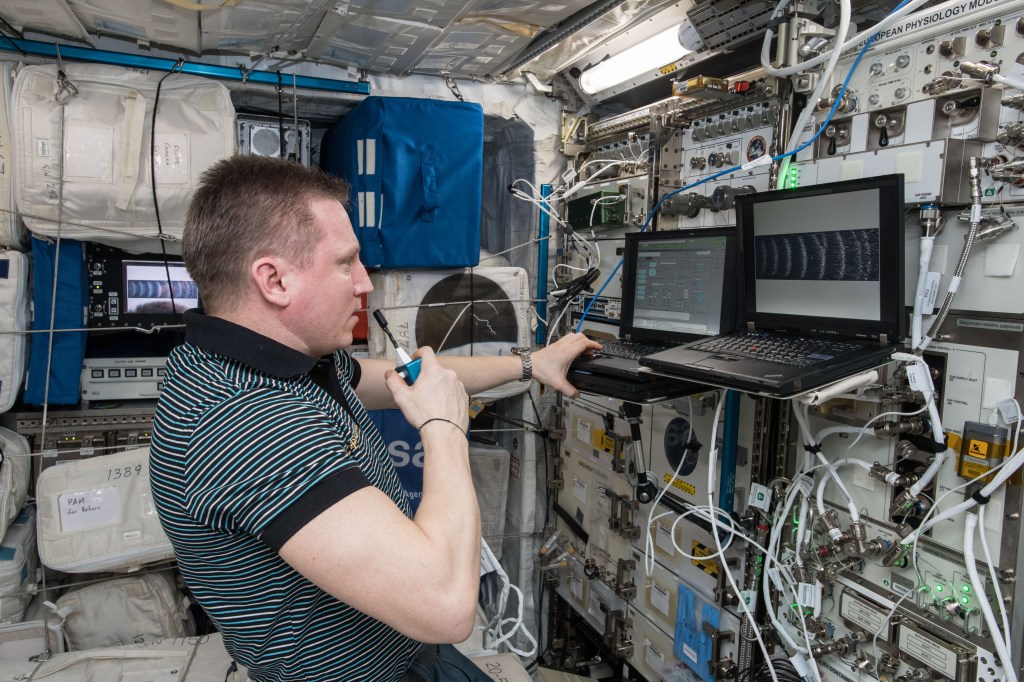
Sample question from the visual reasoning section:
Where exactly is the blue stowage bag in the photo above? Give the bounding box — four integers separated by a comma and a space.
321, 96, 483, 268
24, 237, 87, 405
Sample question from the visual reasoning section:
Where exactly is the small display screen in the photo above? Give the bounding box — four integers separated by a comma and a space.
123, 260, 199, 316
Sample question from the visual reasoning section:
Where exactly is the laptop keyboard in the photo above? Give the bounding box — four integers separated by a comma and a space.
691, 331, 861, 367
596, 340, 666, 360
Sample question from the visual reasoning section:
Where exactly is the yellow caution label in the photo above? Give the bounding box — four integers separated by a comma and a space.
664, 474, 695, 496
968, 440, 990, 458
691, 541, 719, 577
946, 432, 962, 452
599, 433, 616, 453
957, 456, 995, 483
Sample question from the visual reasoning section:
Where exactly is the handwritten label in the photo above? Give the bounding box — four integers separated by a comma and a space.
153, 133, 190, 184
58, 487, 120, 533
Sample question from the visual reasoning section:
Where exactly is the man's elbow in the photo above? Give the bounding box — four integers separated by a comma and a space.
417, 588, 478, 644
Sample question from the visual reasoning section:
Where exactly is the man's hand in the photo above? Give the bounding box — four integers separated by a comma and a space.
531, 333, 602, 398
384, 347, 469, 431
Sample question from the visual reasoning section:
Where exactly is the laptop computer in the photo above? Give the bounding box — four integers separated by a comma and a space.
569, 227, 739, 400
641, 174, 905, 398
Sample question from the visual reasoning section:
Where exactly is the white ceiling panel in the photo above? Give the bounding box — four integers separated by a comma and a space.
68, 0, 200, 51
0, 0, 92, 44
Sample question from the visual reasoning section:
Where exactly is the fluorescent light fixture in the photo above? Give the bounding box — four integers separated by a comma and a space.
579, 25, 690, 95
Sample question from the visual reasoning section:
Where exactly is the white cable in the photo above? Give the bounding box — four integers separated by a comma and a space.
481, 539, 537, 657
994, 72, 1024, 93
763, 475, 807, 654
911, 236, 935, 349
965, 513, 1017, 682
760, 0, 931, 78
815, 458, 872, 517
560, 160, 628, 201
545, 300, 575, 345
907, 397, 945, 496
905, 423, 1024, 543
795, 403, 860, 522
589, 194, 626, 227
845, 404, 929, 451
704, 396, 783, 682
644, 398, 695, 576
978, 504, 1011, 654
569, 230, 600, 268
775, 0, 852, 183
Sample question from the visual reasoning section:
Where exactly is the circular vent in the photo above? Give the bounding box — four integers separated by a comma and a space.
250, 127, 283, 156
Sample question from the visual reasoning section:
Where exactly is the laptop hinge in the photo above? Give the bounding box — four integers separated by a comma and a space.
747, 321, 756, 331
879, 333, 888, 344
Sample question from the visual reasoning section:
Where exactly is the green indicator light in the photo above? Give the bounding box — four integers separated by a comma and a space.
935, 584, 944, 592
962, 585, 971, 593
961, 596, 970, 604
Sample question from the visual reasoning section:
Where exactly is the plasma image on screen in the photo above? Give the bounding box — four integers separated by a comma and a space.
755, 228, 879, 281
750, 189, 882, 321
124, 261, 199, 315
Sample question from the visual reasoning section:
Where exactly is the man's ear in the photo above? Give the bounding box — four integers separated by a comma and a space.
252, 256, 291, 308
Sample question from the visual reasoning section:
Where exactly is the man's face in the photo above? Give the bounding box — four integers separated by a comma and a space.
289, 198, 372, 356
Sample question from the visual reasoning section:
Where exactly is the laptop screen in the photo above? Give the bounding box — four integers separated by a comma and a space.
737, 174, 905, 340
620, 228, 737, 344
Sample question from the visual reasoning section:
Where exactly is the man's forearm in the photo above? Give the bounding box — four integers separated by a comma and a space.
436, 354, 525, 396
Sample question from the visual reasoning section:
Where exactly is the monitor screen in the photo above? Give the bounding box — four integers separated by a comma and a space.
123, 260, 199, 316
750, 188, 882, 320
737, 174, 905, 340
621, 228, 737, 343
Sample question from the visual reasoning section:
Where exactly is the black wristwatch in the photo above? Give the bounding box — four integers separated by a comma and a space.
511, 347, 533, 382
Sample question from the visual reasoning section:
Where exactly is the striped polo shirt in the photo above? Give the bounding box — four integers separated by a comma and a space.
150, 311, 419, 681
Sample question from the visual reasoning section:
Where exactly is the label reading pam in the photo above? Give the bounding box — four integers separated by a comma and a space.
840, 594, 890, 641
898, 627, 958, 679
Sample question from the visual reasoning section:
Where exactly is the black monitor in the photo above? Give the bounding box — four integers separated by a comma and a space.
87, 244, 199, 329
736, 174, 905, 342
619, 227, 738, 345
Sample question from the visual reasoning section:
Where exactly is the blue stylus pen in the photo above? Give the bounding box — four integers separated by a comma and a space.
372, 309, 421, 386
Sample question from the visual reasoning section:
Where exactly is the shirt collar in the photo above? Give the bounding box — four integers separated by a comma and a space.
183, 309, 324, 379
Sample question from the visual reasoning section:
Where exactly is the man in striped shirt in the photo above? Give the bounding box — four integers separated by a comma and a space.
149, 155, 598, 681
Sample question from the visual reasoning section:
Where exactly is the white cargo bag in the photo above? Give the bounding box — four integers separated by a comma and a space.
35, 446, 173, 572
0, 594, 64, 661
0, 428, 30, 540
470, 444, 510, 560
0, 506, 36, 625
0, 632, 245, 681
0, 250, 29, 414
368, 267, 532, 401
11, 63, 236, 253
0, 63, 28, 250
52, 570, 192, 650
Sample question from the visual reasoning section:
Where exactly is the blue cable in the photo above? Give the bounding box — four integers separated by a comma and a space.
571, 16, 887, 333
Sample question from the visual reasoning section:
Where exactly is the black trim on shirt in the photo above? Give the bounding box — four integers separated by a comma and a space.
260, 467, 372, 552
184, 309, 360, 388
184, 310, 318, 378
